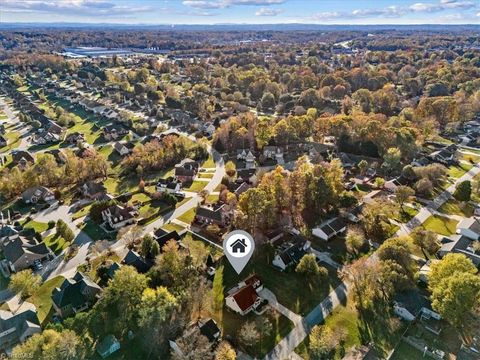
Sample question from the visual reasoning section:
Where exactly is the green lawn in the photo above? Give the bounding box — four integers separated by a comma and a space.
79, 220, 111, 240
448, 163, 473, 178
22, 220, 49, 234
460, 153, 480, 163
438, 199, 474, 217
27, 276, 65, 324
214, 245, 341, 317
185, 180, 207, 192
201, 155, 215, 168
131, 192, 151, 203
206, 194, 219, 203
0, 130, 21, 153
198, 172, 214, 179
422, 215, 458, 236
161, 223, 185, 232
390, 342, 425, 360
177, 207, 196, 224
296, 298, 362, 360
72, 203, 92, 220
43, 233, 69, 254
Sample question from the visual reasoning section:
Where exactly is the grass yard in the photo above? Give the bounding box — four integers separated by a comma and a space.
390, 342, 425, 360
0, 130, 22, 153
201, 155, 215, 168
79, 220, 111, 241
395, 206, 419, 223
422, 215, 458, 236
198, 172, 214, 179
438, 199, 474, 217
185, 180, 207, 192
78, 252, 120, 283
130, 192, 151, 203
220, 308, 294, 358
72, 203, 92, 220
22, 220, 49, 234
206, 194, 219, 203
175, 197, 192, 208
162, 222, 185, 232
27, 276, 65, 325
448, 163, 473, 178
296, 298, 362, 360
214, 245, 341, 317
43, 233, 69, 254
460, 152, 480, 163
177, 207, 196, 224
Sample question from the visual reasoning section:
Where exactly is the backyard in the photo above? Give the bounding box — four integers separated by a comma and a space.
27, 276, 65, 324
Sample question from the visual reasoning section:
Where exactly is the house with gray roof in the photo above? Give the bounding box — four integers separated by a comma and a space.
21, 186, 55, 204
1, 236, 52, 273
0, 296, 41, 351
457, 217, 480, 241
439, 234, 480, 266
52, 272, 102, 318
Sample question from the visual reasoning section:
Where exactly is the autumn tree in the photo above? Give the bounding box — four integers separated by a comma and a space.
8, 270, 41, 299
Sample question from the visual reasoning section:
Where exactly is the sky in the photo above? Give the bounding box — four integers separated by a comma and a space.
1, 0, 480, 25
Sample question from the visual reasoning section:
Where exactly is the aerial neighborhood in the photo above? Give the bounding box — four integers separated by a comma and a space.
0, 10, 479, 360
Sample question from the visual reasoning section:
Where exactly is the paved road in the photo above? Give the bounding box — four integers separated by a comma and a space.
396, 161, 480, 236
264, 283, 348, 360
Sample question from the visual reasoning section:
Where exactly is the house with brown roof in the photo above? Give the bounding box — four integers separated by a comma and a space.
195, 203, 231, 227
175, 158, 199, 183
225, 275, 263, 316
11, 150, 35, 170
80, 180, 108, 200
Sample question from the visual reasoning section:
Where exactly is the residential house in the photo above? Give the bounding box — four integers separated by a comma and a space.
96, 335, 121, 359
175, 158, 199, 183
0, 297, 41, 351
103, 125, 129, 141
438, 234, 480, 266
236, 149, 256, 170
21, 186, 55, 204
312, 217, 347, 241
121, 250, 151, 273
101, 205, 137, 230
236, 168, 257, 184
456, 217, 480, 240
0, 225, 19, 243
195, 203, 230, 227
272, 239, 311, 271
11, 150, 35, 169
309, 142, 335, 162
156, 177, 182, 194
202, 122, 216, 137
154, 230, 182, 251
113, 141, 134, 156
65, 132, 85, 144
170, 318, 221, 358
225, 275, 264, 316
80, 180, 108, 200
428, 144, 458, 166
1, 236, 52, 273
51, 272, 102, 318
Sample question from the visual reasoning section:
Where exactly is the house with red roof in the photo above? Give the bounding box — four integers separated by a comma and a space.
225, 274, 263, 316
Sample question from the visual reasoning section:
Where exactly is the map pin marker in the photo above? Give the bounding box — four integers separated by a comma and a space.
223, 230, 255, 274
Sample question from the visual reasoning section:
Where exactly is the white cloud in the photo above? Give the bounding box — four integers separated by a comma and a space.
255, 7, 282, 16
310, 12, 341, 21
2, 0, 151, 16
410, 0, 475, 12
183, 0, 284, 10
182, 1, 226, 9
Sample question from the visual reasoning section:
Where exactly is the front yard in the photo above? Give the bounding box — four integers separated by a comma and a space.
422, 215, 458, 236
27, 276, 64, 324
438, 199, 474, 217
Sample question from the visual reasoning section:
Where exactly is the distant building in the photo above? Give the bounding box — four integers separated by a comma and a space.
175, 158, 199, 183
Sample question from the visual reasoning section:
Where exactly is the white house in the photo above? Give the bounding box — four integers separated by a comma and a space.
312, 217, 347, 241
156, 177, 182, 194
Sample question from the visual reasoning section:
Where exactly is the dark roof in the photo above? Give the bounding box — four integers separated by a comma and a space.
199, 319, 220, 342
3, 236, 50, 266
277, 241, 308, 267
11, 150, 35, 164
51, 272, 101, 309
122, 250, 151, 273
329, 217, 346, 232
155, 230, 181, 250
196, 205, 223, 222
